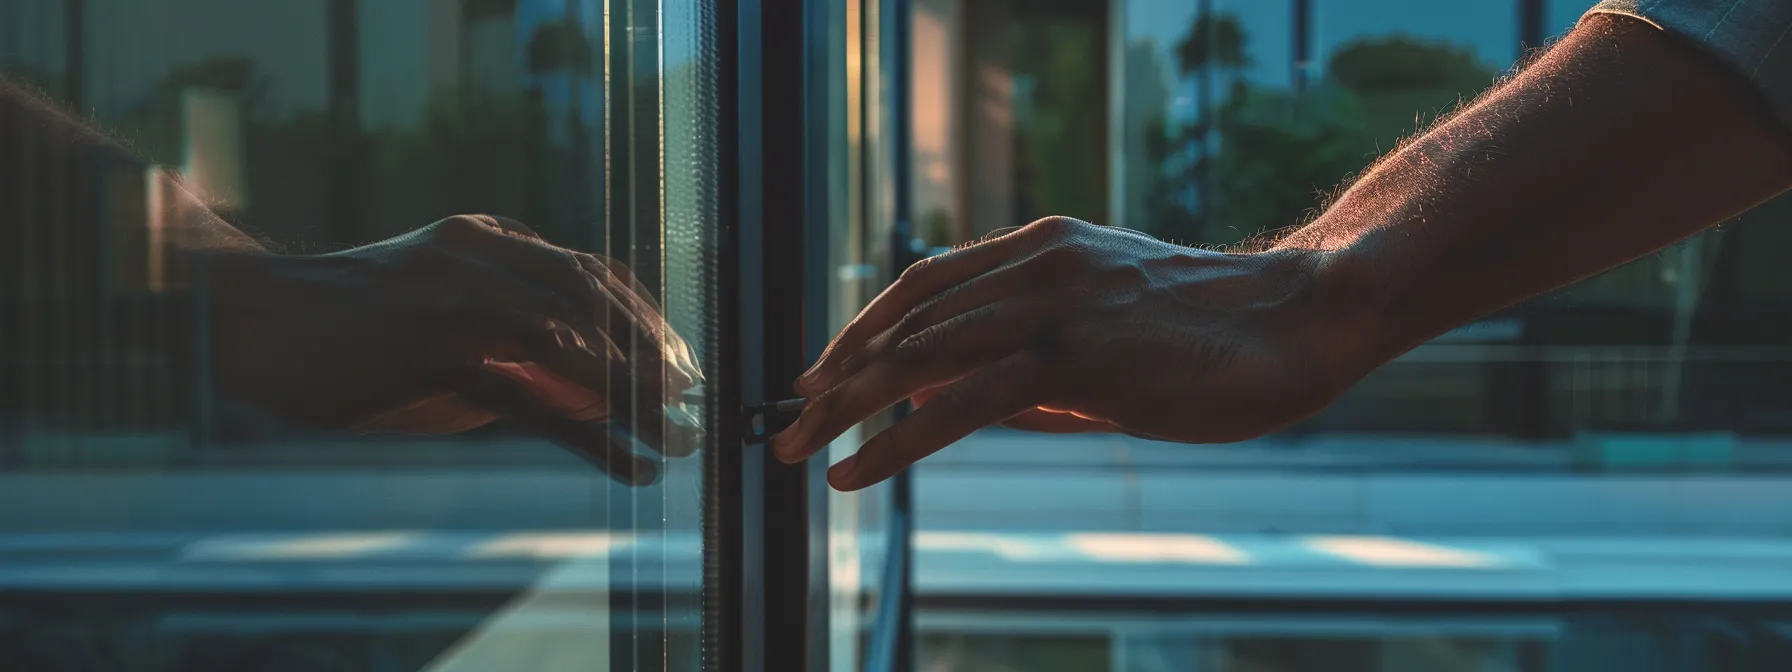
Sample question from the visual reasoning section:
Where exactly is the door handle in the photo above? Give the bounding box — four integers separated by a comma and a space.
741, 397, 807, 444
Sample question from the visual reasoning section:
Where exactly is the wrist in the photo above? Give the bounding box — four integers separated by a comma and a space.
1264, 243, 1408, 387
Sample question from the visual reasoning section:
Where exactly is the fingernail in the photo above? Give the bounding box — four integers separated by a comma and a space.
795, 368, 823, 394
827, 454, 859, 487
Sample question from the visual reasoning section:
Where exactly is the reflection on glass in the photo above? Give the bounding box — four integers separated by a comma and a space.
822, 0, 900, 668
1, 0, 720, 669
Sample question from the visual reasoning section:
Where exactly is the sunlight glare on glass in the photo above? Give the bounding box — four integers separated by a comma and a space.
914, 531, 1053, 561
1306, 536, 1503, 568
203, 532, 421, 560
467, 532, 629, 559
1065, 533, 1251, 565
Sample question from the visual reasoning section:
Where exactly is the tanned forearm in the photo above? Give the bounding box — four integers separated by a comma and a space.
1280, 14, 1792, 373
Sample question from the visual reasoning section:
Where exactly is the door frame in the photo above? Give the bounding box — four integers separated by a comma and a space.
717, 0, 838, 670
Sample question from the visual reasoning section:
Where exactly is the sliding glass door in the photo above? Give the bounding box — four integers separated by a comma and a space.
0, 0, 729, 669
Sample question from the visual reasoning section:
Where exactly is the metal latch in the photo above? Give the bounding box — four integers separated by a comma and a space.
741, 397, 807, 444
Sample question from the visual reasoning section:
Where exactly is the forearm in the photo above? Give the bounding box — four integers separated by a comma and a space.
1281, 14, 1792, 368
0, 78, 265, 268
1, 78, 271, 423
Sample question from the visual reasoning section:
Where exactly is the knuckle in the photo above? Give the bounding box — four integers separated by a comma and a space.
584, 257, 619, 285
806, 383, 845, 420
1029, 216, 1084, 237
436, 214, 492, 237
580, 270, 605, 300
898, 255, 935, 282
897, 317, 979, 371
558, 250, 589, 276
606, 258, 640, 284
895, 323, 948, 360
487, 215, 538, 238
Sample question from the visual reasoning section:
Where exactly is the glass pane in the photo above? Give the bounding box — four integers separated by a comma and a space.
0, 0, 723, 669
905, 0, 1792, 670
825, 0, 899, 667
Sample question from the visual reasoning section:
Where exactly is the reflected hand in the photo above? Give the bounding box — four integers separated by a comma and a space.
206, 215, 703, 483
774, 216, 1371, 490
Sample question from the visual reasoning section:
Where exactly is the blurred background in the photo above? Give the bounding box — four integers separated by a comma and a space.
4, 0, 1792, 670
1, 1, 723, 670
902, 1, 1792, 671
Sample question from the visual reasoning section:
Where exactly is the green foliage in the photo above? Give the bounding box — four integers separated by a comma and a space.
1009, 19, 1107, 223
527, 20, 594, 75
1144, 18, 1499, 248
1192, 83, 1374, 246
1175, 12, 1250, 75
1329, 36, 1498, 153
1328, 35, 1496, 93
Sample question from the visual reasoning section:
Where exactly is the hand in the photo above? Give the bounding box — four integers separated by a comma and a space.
203, 215, 703, 483
774, 216, 1375, 490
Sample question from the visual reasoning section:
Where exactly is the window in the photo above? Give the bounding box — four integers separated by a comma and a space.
1, 0, 725, 669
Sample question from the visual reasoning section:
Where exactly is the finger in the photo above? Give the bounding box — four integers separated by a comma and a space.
466, 235, 700, 401
602, 258, 704, 384
773, 292, 1072, 463
447, 225, 607, 334
455, 369, 659, 486
971, 226, 1024, 246
910, 386, 941, 406
828, 353, 1050, 491
468, 309, 693, 457
592, 252, 667, 317
506, 326, 701, 458
795, 226, 1033, 395
822, 257, 1058, 387
429, 216, 596, 330
577, 254, 701, 393
1000, 409, 1122, 434
921, 386, 1111, 433
604, 358, 700, 458
477, 214, 544, 240
419, 253, 595, 342
891, 289, 1071, 360
485, 360, 608, 423
451, 305, 619, 364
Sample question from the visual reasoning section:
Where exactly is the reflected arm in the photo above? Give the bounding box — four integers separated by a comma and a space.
0, 78, 268, 425
0, 78, 266, 265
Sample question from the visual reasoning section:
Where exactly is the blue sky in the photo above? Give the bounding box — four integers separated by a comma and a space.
1126, 0, 1598, 121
